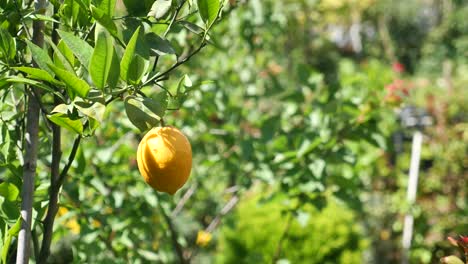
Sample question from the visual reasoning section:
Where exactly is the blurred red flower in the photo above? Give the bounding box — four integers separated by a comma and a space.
392, 62, 405, 73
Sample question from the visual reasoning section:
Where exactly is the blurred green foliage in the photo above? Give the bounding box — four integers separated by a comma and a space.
217, 192, 367, 264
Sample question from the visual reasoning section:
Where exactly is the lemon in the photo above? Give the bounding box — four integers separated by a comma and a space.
137, 126, 192, 194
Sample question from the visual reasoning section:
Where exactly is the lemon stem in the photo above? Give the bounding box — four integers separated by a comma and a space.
160, 118, 166, 127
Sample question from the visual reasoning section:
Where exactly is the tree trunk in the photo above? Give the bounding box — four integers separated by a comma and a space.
16, 1, 48, 263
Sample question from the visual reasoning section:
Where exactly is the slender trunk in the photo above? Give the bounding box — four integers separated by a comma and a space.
16, 93, 40, 264
16, 1, 48, 263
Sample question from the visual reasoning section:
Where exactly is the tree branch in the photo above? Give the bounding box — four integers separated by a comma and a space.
188, 194, 239, 261
57, 135, 81, 188
156, 193, 188, 264
37, 98, 62, 263
171, 183, 197, 218
143, 41, 207, 87
205, 195, 239, 233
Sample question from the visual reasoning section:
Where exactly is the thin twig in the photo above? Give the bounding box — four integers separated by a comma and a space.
171, 183, 198, 217
57, 135, 82, 188
164, 0, 186, 38
155, 82, 173, 97
187, 194, 239, 261
205, 195, 239, 233
143, 42, 207, 86
149, 1, 187, 77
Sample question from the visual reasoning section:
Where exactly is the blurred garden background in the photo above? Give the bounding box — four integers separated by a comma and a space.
0, 0, 467, 263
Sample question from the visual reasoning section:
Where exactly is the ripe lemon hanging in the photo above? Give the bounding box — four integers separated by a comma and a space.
137, 126, 192, 194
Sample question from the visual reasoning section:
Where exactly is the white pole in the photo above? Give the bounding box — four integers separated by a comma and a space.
402, 130, 423, 264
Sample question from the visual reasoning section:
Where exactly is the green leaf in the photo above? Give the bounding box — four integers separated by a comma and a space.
47, 113, 83, 134
74, 100, 106, 123
142, 95, 166, 117
90, 24, 114, 90
148, 0, 172, 19
0, 27, 16, 61
57, 30, 94, 70
75, 146, 86, 174
146, 33, 175, 56
5, 76, 66, 102
120, 27, 149, 85
1, 218, 21, 264
90, 5, 120, 41
197, 0, 220, 27
124, 96, 161, 132
46, 37, 75, 73
150, 91, 168, 116
0, 199, 20, 222
47, 63, 90, 99
27, 14, 60, 23
53, 40, 75, 70
26, 40, 55, 75
0, 182, 19, 201
7, 217, 21, 235
13, 67, 63, 86
51, 104, 71, 114
98, 0, 116, 17
120, 27, 139, 82
179, 21, 204, 35
107, 49, 120, 89
176, 74, 192, 95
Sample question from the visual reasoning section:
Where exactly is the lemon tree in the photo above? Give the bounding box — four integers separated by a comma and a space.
0, 0, 226, 263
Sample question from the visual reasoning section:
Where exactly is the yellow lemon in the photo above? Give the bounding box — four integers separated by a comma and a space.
137, 126, 192, 194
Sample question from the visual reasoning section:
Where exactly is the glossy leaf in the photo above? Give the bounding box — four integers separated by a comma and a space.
1, 218, 21, 263
0, 28, 15, 61
143, 93, 167, 117
146, 33, 175, 56
0, 182, 19, 201
47, 112, 84, 134
53, 40, 75, 70
47, 63, 90, 99
0, 200, 19, 222
179, 21, 204, 35
197, 0, 220, 27
120, 27, 149, 85
90, 24, 114, 90
97, 0, 116, 17
46, 37, 75, 73
91, 5, 120, 41
57, 30, 94, 70
148, 0, 172, 19
107, 49, 120, 89
74, 100, 106, 123
124, 96, 161, 132
27, 14, 60, 23
5, 76, 66, 101
13, 67, 63, 86
26, 40, 55, 76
